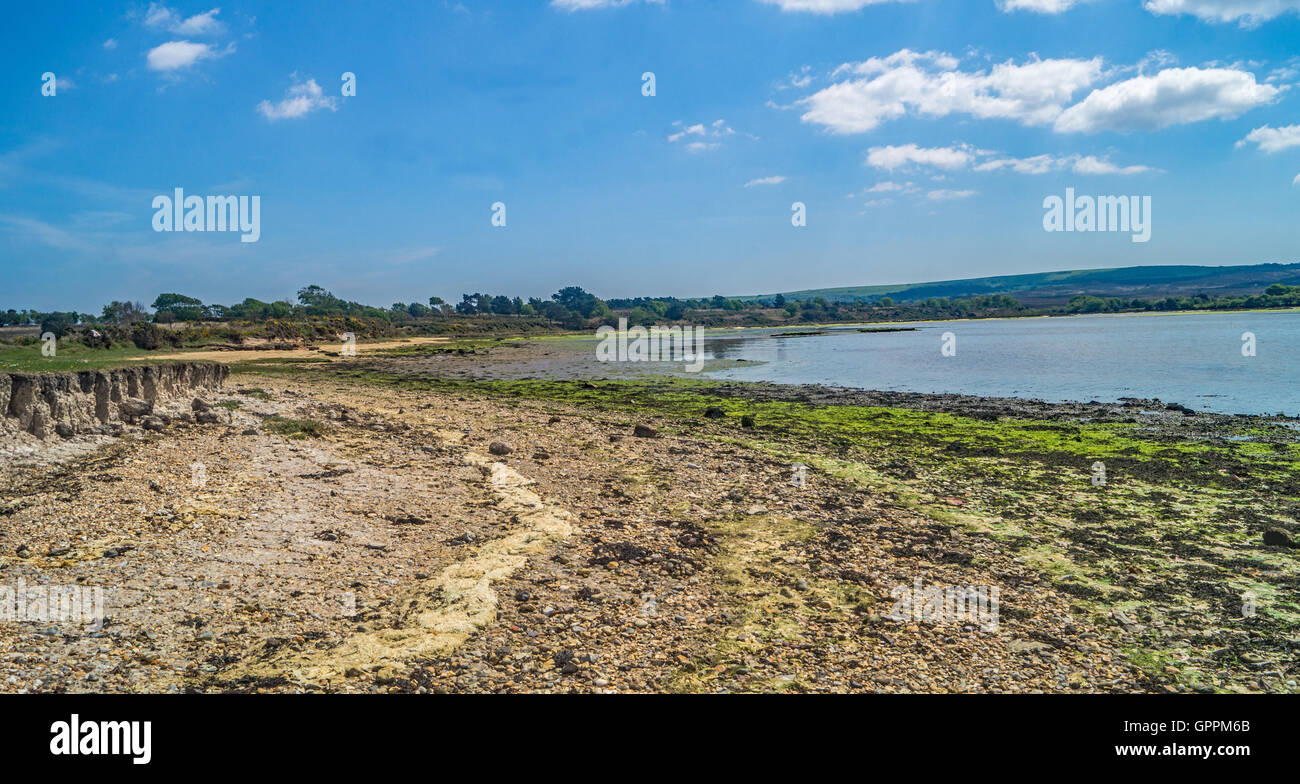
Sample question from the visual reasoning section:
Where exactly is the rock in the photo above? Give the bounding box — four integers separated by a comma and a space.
141, 416, 167, 432
119, 398, 153, 418
633, 424, 658, 438
740, 415, 756, 428
191, 397, 212, 411
54, 422, 74, 438
28, 410, 47, 440
488, 441, 512, 456
1008, 639, 1053, 654
703, 407, 726, 419
1263, 528, 1296, 548
195, 409, 229, 425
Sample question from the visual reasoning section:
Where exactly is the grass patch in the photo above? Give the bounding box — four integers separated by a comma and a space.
261, 415, 325, 439
0, 341, 172, 372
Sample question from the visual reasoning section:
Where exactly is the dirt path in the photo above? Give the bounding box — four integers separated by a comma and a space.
126, 336, 451, 364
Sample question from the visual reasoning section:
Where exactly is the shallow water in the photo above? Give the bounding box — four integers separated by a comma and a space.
703, 311, 1299, 416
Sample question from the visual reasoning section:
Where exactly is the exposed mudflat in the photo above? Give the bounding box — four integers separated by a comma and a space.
0, 369, 1155, 694
1, 349, 1295, 693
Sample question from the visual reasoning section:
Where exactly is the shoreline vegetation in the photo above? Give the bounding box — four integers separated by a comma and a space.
4, 278, 1300, 375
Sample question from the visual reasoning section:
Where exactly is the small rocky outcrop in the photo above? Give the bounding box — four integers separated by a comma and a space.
0, 363, 229, 441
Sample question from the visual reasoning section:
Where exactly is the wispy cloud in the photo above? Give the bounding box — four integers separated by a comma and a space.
758, 0, 914, 13
0, 214, 96, 253
668, 119, 739, 152
975, 153, 1155, 175
551, 0, 664, 10
997, 0, 1084, 12
866, 144, 974, 171
144, 4, 226, 35
1143, 0, 1300, 27
256, 76, 339, 121
927, 189, 978, 200
744, 176, 787, 187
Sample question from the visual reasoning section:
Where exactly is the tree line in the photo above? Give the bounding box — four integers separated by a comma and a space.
7, 283, 1300, 339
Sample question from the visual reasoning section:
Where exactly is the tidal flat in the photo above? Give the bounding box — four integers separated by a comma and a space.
0, 337, 1295, 693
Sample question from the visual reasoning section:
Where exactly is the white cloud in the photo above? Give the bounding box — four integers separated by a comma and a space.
551, 0, 663, 9
256, 77, 339, 121
873, 147, 1157, 175
998, 0, 1083, 11
1143, 0, 1300, 26
146, 40, 220, 71
927, 189, 977, 200
1071, 155, 1155, 174
863, 198, 893, 207
757, 0, 913, 12
744, 176, 787, 186
865, 144, 974, 171
799, 49, 1103, 133
144, 4, 226, 35
1237, 124, 1300, 153
1054, 66, 1278, 133
775, 67, 814, 91
103, 38, 118, 50
1293, 172, 1300, 185
974, 154, 1060, 174
975, 153, 1152, 174
668, 119, 738, 152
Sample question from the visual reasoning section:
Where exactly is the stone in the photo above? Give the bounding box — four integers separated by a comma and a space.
1263, 528, 1295, 548
489, 441, 512, 456
141, 416, 167, 432
119, 398, 153, 418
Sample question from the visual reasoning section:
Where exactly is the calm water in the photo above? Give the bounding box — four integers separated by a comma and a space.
704, 311, 1299, 416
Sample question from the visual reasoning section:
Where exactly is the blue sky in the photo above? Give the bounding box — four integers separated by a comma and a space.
3, 0, 1300, 312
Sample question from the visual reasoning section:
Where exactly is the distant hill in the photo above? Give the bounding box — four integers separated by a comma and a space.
744, 263, 1300, 306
